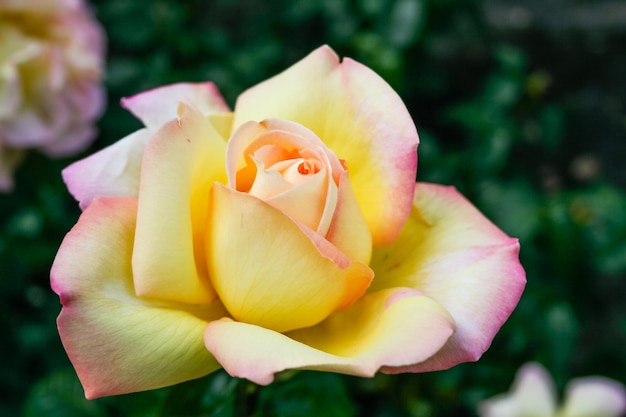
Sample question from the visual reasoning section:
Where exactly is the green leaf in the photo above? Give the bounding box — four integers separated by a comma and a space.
22, 369, 106, 417
259, 372, 356, 417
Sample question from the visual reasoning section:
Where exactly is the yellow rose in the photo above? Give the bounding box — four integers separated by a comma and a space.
52, 46, 525, 398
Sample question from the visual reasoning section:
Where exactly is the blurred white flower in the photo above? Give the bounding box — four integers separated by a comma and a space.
0, 0, 105, 190
479, 362, 626, 417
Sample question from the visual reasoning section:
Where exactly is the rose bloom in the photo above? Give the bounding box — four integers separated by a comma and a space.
0, 0, 105, 190
52, 46, 526, 399
479, 362, 626, 417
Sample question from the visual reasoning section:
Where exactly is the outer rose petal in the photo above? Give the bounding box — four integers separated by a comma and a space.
207, 183, 373, 333
561, 377, 626, 417
63, 128, 150, 209
478, 363, 557, 417
121, 82, 231, 130
63, 82, 232, 210
51, 198, 228, 399
233, 45, 418, 245
132, 104, 226, 304
370, 183, 525, 372
204, 288, 454, 385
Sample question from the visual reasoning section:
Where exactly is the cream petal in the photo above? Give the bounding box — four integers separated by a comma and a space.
51, 198, 227, 399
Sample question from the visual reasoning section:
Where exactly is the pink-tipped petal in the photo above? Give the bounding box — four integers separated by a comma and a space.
62, 128, 150, 209
233, 45, 418, 245
132, 104, 226, 304
370, 183, 526, 373
561, 376, 626, 417
204, 288, 454, 385
51, 198, 227, 399
478, 363, 557, 417
121, 82, 231, 130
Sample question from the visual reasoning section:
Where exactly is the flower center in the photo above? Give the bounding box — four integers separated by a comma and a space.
269, 156, 323, 187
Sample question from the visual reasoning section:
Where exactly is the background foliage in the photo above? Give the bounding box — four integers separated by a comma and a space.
2, 0, 625, 415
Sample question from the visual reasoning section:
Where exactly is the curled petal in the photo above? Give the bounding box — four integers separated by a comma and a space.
226, 119, 344, 189
233, 46, 418, 245
226, 118, 344, 235
132, 104, 226, 304
207, 183, 373, 333
204, 288, 454, 385
256, 163, 330, 233
121, 82, 231, 130
51, 198, 227, 399
561, 376, 626, 417
370, 183, 525, 372
63, 128, 150, 209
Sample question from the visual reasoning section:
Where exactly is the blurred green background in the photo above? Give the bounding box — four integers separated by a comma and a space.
2, 0, 625, 415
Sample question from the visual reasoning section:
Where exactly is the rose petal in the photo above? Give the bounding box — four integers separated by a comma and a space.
121, 82, 231, 130
370, 182, 525, 372
226, 119, 344, 191
561, 376, 626, 417
51, 198, 227, 399
326, 172, 372, 264
63, 128, 151, 210
226, 118, 344, 235
204, 287, 454, 385
207, 183, 373, 333
255, 163, 330, 233
132, 104, 226, 304
478, 363, 557, 417
62, 83, 232, 210
233, 45, 419, 245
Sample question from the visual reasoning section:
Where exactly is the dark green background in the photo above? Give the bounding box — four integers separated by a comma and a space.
2, 0, 625, 415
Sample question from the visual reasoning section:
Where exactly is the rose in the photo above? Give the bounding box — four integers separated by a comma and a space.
52, 46, 526, 398
0, 0, 105, 190
478, 362, 626, 417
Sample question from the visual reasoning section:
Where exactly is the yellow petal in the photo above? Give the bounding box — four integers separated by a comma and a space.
51, 198, 227, 398
133, 104, 226, 304
326, 172, 372, 264
204, 288, 454, 385
370, 183, 525, 373
233, 46, 419, 245
207, 183, 373, 333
